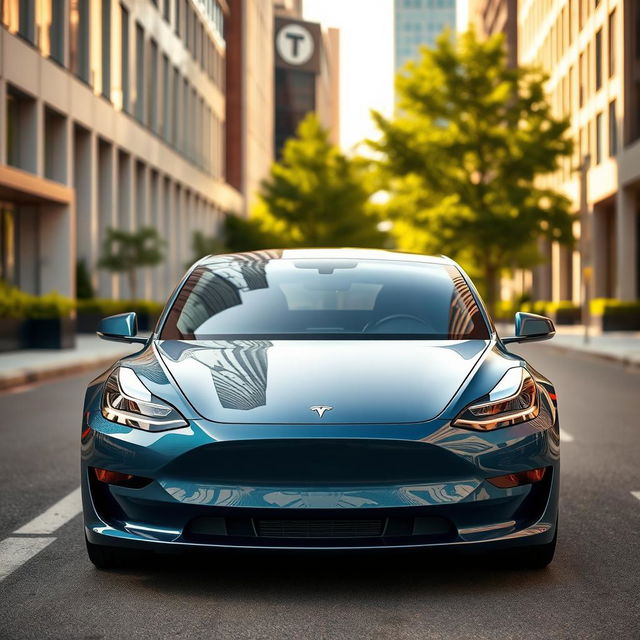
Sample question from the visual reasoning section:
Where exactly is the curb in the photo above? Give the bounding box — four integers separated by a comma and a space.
0, 356, 123, 393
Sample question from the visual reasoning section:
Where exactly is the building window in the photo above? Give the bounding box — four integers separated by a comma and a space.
186, 1, 192, 52
163, 0, 170, 22
172, 67, 180, 147
148, 39, 158, 131
162, 54, 170, 141
609, 100, 617, 156
595, 29, 602, 91
608, 10, 616, 77
174, 0, 180, 35
44, 106, 67, 183
18, 0, 35, 43
275, 69, 316, 157
6, 85, 37, 173
595, 113, 603, 164
579, 52, 584, 107
40, 0, 65, 64
102, 0, 111, 99
182, 77, 189, 155
121, 4, 130, 112
135, 22, 144, 123
69, 0, 90, 83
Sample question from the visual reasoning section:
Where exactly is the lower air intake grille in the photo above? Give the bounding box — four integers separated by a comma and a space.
256, 518, 385, 539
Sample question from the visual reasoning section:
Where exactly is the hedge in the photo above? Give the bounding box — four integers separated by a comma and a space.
76, 298, 164, 316
590, 298, 640, 316
0, 283, 75, 319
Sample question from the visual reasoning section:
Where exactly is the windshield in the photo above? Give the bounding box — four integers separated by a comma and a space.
159, 256, 490, 340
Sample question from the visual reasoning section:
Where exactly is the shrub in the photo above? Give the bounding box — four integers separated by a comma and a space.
590, 298, 640, 316
76, 298, 163, 317
76, 259, 95, 299
0, 283, 75, 318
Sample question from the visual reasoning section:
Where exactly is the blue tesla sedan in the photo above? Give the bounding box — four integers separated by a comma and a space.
82, 249, 559, 569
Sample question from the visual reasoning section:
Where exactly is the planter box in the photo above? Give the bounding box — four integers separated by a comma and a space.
25, 317, 76, 349
77, 312, 104, 334
0, 317, 27, 352
550, 308, 581, 325
592, 313, 640, 332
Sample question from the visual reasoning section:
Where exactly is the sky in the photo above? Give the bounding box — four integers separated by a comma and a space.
302, 0, 395, 154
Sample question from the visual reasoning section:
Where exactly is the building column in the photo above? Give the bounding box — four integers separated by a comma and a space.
135, 161, 151, 300
150, 170, 163, 301
592, 205, 607, 298
163, 177, 174, 296
73, 127, 98, 292
97, 140, 118, 298
615, 187, 638, 300
116, 151, 134, 298
38, 202, 75, 298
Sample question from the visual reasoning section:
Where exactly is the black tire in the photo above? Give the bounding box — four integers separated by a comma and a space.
85, 535, 143, 570
506, 523, 557, 570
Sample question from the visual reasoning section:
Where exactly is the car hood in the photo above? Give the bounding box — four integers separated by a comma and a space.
156, 339, 489, 425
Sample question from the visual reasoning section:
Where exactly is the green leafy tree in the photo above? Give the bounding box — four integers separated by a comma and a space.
98, 227, 165, 300
256, 113, 385, 248
75, 259, 95, 299
370, 30, 574, 315
187, 230, 226, 267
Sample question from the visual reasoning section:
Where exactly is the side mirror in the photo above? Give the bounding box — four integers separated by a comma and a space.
97, 312, 147, 344
502, 312, 556, 344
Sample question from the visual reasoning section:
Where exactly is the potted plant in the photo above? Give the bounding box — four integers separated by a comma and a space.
24, 292, 76, 349
132, 300, 164, 332
76, 298, 129, 333
591, 299, 640, 331
0, 283, 27, 352
547, 301, 581, 325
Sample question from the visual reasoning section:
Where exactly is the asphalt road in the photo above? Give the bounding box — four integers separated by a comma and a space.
0, 345, 639, 639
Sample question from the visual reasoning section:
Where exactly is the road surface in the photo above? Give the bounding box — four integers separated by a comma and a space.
0, 345, 638, 639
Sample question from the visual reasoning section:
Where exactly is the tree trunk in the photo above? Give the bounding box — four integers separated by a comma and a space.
128, 269, 137, 302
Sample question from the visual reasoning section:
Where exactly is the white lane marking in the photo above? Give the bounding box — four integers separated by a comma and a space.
0, 537, 55, 582
632, 491, 640, 502
14, 487, 82, 535
559, 428, 574, 443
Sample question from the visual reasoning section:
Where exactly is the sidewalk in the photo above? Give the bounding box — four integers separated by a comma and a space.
497, 323, 640, 368
0, 335, 141, 391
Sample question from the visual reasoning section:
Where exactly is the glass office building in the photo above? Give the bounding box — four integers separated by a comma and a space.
394, 0, 457, 70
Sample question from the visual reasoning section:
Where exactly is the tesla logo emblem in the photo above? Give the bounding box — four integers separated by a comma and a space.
310, 405, 333, 418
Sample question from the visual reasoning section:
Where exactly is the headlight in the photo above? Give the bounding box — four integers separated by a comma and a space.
101, 367, 187, 431
452, 368, 539, 431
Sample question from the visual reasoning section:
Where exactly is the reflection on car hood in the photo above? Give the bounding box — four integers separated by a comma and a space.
156, 339, 489, 424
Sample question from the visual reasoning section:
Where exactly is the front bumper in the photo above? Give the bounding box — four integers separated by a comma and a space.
81, 404, 560, 553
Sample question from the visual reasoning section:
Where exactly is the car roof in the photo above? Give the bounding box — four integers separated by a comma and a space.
198, 248, 456, 267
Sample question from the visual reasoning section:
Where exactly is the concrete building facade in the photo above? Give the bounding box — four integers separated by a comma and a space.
0, 0, 241, 302
470, 0, 518, 66
515, 0, 640, 304
225, 0, 274, 216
